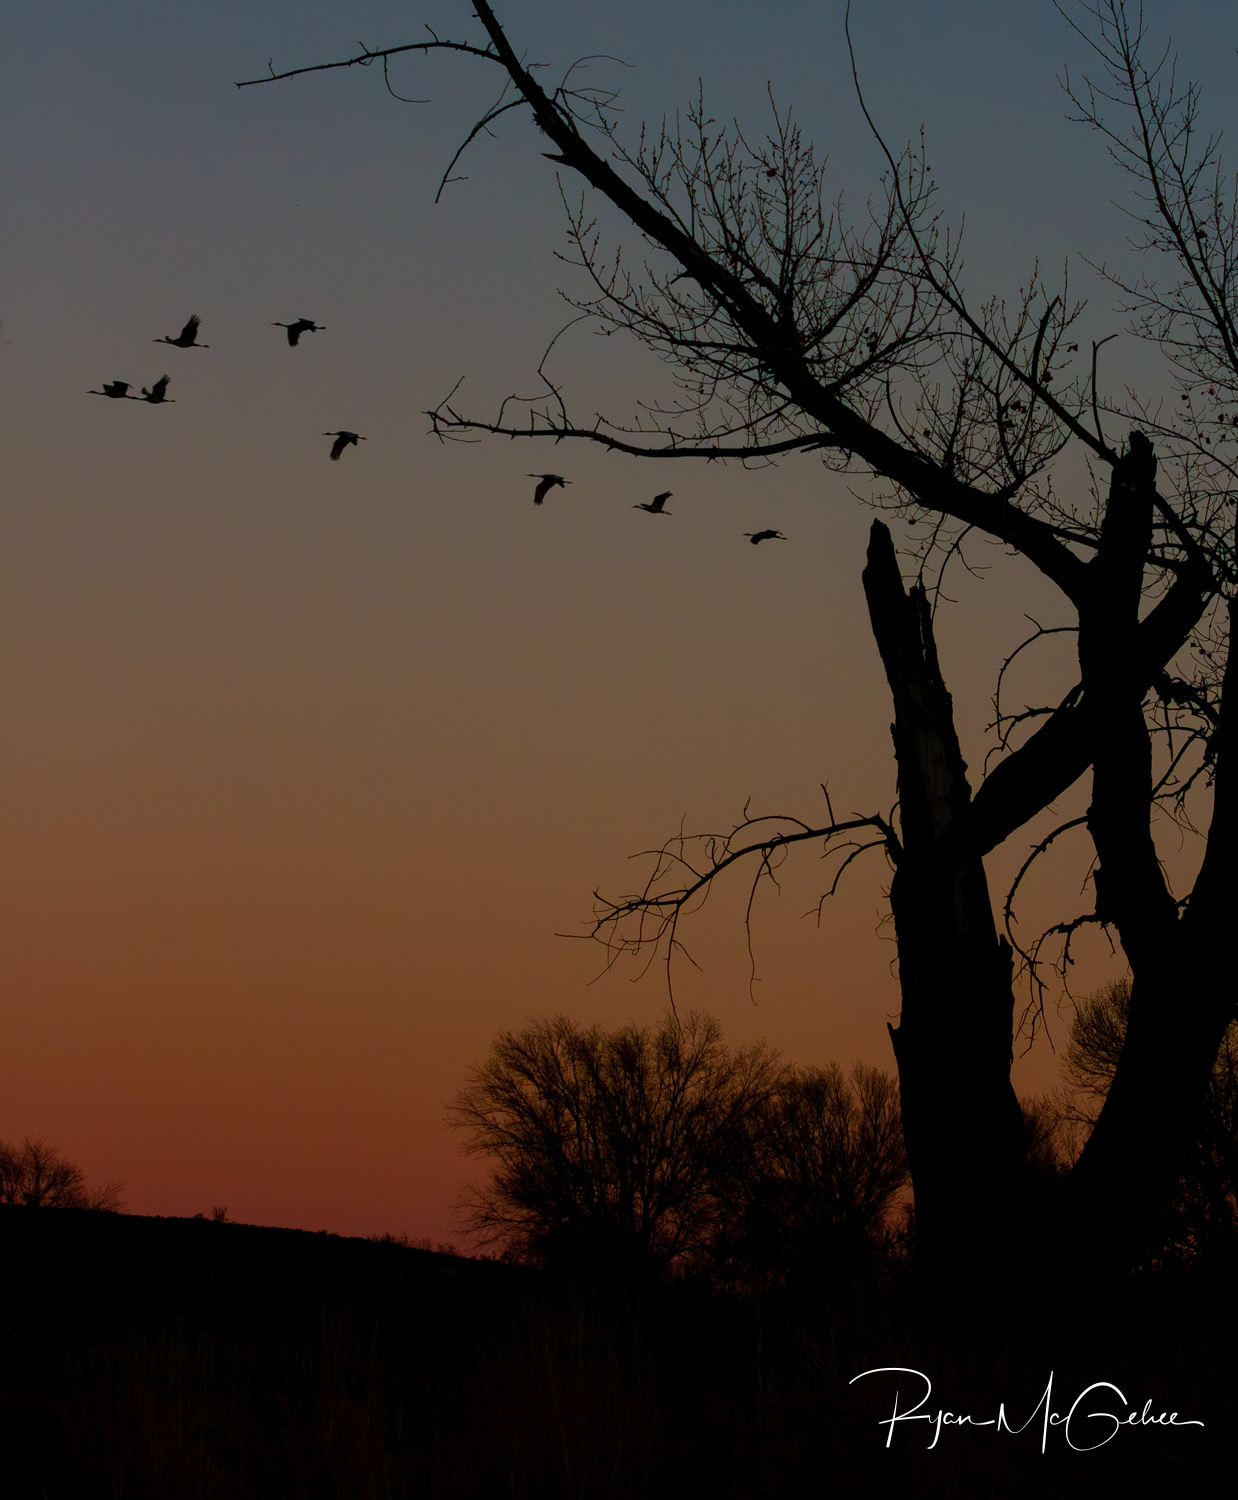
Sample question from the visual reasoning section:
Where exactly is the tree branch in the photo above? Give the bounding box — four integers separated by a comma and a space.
578, 800, 895, 1002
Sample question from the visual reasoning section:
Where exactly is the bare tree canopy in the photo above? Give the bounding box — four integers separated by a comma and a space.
244, 1, 1235, 1278
449, 1011, 783, 1278
449, 1012, 907, 1287
1061, 979, 1138, 1111
0, 1137, 125, 1212
733, 1062, 908, 1283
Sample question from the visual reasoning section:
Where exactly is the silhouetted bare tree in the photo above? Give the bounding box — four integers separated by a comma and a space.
1059, 980, 1137, 1122
1018, 1095, 1074, 1182
244, 1, 1235, 1277
449, 1011, 782, 1279
451, 1015, 911, 1287
730, 1062, 908, 1286
0, 1137, 124, 1211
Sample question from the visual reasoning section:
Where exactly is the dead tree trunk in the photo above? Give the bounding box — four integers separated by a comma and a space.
862, 521, 1026, 1281
860, 439, 1233, 1277
1047, 438, 1235, 1266
1068, 443, 1236, 1265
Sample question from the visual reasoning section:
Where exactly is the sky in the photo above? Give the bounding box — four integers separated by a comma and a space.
2, 1, 1228, 1241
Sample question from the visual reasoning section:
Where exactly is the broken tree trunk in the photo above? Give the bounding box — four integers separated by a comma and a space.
862, 520, 1026, 1283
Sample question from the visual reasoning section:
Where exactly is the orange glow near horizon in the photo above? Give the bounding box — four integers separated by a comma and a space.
5, 0, 1216, 1243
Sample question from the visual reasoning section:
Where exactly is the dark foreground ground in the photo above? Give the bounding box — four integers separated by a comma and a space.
1, 1206, 1233, 1498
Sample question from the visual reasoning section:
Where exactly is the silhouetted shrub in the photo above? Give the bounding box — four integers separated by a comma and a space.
0, 1137, 124, 1211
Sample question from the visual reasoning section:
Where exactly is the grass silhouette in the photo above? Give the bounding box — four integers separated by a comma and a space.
1, 1205, 1234, 1497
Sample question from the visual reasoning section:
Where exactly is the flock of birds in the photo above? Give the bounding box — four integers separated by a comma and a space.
89, 314, 360, 460
90, 316, 789, 536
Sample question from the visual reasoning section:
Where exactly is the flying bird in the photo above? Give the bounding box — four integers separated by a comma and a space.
324, 430, 365, 460
528, 474, 568, 505
89, 380, 135, 399
140, 375, 173, 403
744, 529, 787, 544
154, 315, 208, 348
634, 491, 673, 514
273, 319, 325, 346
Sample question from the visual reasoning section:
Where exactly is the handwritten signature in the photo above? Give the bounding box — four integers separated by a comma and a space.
850, 1367, 1204, 1453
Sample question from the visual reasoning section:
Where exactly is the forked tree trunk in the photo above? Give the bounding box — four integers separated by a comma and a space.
862, 522, 1027, 1283
863, 436, 1234, 1279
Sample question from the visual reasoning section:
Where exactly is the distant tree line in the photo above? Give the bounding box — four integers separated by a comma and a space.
449, 1011, 909, 1287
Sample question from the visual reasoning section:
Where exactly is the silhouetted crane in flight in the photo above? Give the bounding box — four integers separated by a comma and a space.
529, 474, 568, 505
154, 315, 208, 348
274, 319, 324, 346
89, 380, 136, 399
744, 529, 787, 544
325, 430, 365, 460
140, 376, 173, 403
634, 491, 673, 514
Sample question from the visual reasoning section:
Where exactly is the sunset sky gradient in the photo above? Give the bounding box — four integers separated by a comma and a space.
2, 1, 1227, 1241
